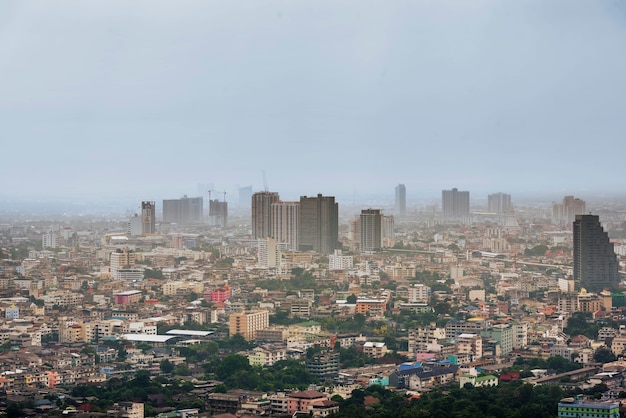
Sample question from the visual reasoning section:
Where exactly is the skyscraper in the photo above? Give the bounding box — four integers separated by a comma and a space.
573, 214, 619, 291
442, 188, 470, 218
299, 194, 339, 255
162, 196, 203, 224
553, 196, 586, 225
141, 201, 156, 234
209, 199, 228, 228
271, 201, 300, 251
251, 192, 280, 239
487, 193, 511, 214
360, 209, 382, 252
395, 184, 406, 218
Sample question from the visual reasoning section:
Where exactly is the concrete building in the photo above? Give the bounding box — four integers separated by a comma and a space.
271, 201, 299, 250
328, 250, 353, 271
557, 398, 619, 418
257, 238, 281, 269
163, 195, 203, 224
395, 184, 406, 218
553, 196, 586, 226
481, 324, 513, 355
305, 351, 340, 381
442, 188, 470, 218
360, 209, 382, 253
229, 311, 270, 341
573, 214, 619, 291
209, 199, 228, 228
141, 201, 156, 234
252, 191, 280, 239
299, 194, 339, 255
488, 193, 511, 214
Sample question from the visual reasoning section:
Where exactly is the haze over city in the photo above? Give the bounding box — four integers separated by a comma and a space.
2, 0, 626, 210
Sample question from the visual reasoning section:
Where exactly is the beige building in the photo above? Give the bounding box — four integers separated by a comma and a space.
229, 310, 270, 340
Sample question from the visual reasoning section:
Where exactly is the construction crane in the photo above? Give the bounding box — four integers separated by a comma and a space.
208, 190, 227, 202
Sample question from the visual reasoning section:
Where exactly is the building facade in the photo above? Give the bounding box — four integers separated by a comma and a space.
141, 201, 156, 234
395, 184, 406, 218
442, 188, 470, 218
573, 214, 619, 291
252, 192, 280, 239
360, 209, 382, 253
271, 201, 300, 250
487, 193, 511, 214
299, 194, 339, 255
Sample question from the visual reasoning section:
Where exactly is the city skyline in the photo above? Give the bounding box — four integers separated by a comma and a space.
2, 1, 626, 205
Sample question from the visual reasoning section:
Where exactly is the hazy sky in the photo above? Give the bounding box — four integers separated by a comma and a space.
1, 0, 625, 205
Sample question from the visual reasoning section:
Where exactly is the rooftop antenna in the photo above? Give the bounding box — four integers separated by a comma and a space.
262, 170, 268, 192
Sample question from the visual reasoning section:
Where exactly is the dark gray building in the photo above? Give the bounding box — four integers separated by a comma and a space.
251, 191, 280, 239
442, 188, 470, 218
573, 214, 619, 291
299, 194, 339, 255
395, 184, 406, 218
162, 195, 203, 224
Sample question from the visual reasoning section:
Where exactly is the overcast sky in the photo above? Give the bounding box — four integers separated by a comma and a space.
1, 0, 625, 206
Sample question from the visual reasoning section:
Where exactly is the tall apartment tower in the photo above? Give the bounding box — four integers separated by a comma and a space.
271, 201, 300, 251
162, 196, 203, 224
573, 214, 619, 291
360, 209, 382, 252
487, 193, 511, 214
442, 188, 470, 218
299, 194, 339, 255
553, 196, 586, 225
141, 201, 156, 234
395, 184, 406, 218
251, 192, 280, 239
209, 199, 228, 228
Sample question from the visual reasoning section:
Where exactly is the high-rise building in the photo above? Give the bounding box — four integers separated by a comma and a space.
128, 215, 142, 236
162, 196, 203, 224
442, 188, 470, 218
229, 310, 270, 341
382, 215, 395, 241
209, 199, 228, 228
251, 192, 280, 239
360, 209, 382, 252
299, 194, 339, 255
271, 201, 300, 250
141, 201, 156, 234
553, 196, 586, 225
257, 237, 281, 268
487, 193, 511, 214
395, 184, 406, 218
573, 214, 619, 291
239, 186, 253, 208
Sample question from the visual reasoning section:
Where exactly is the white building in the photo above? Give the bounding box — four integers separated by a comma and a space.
328, 250, 353, 271
258, 238, 281, 269
408, 284, 431, 303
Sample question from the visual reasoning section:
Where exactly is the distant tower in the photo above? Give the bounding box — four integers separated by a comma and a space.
360, 209, 382, 253
573, 214, 619, 291
553, 196, 586, 226
442, 188, 470, 218
141, 201, 156, 234
251, 192, 280, 239
395, 184, 406, 218
271, 201, 300, 251
239, 186, 253, 208
299, 194, 339, 255
487, 193, 511, 214
209, 199, 228, 228
163, 196, 203, 224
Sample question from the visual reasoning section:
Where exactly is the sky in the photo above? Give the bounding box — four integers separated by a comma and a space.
1, 0, 626, 207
